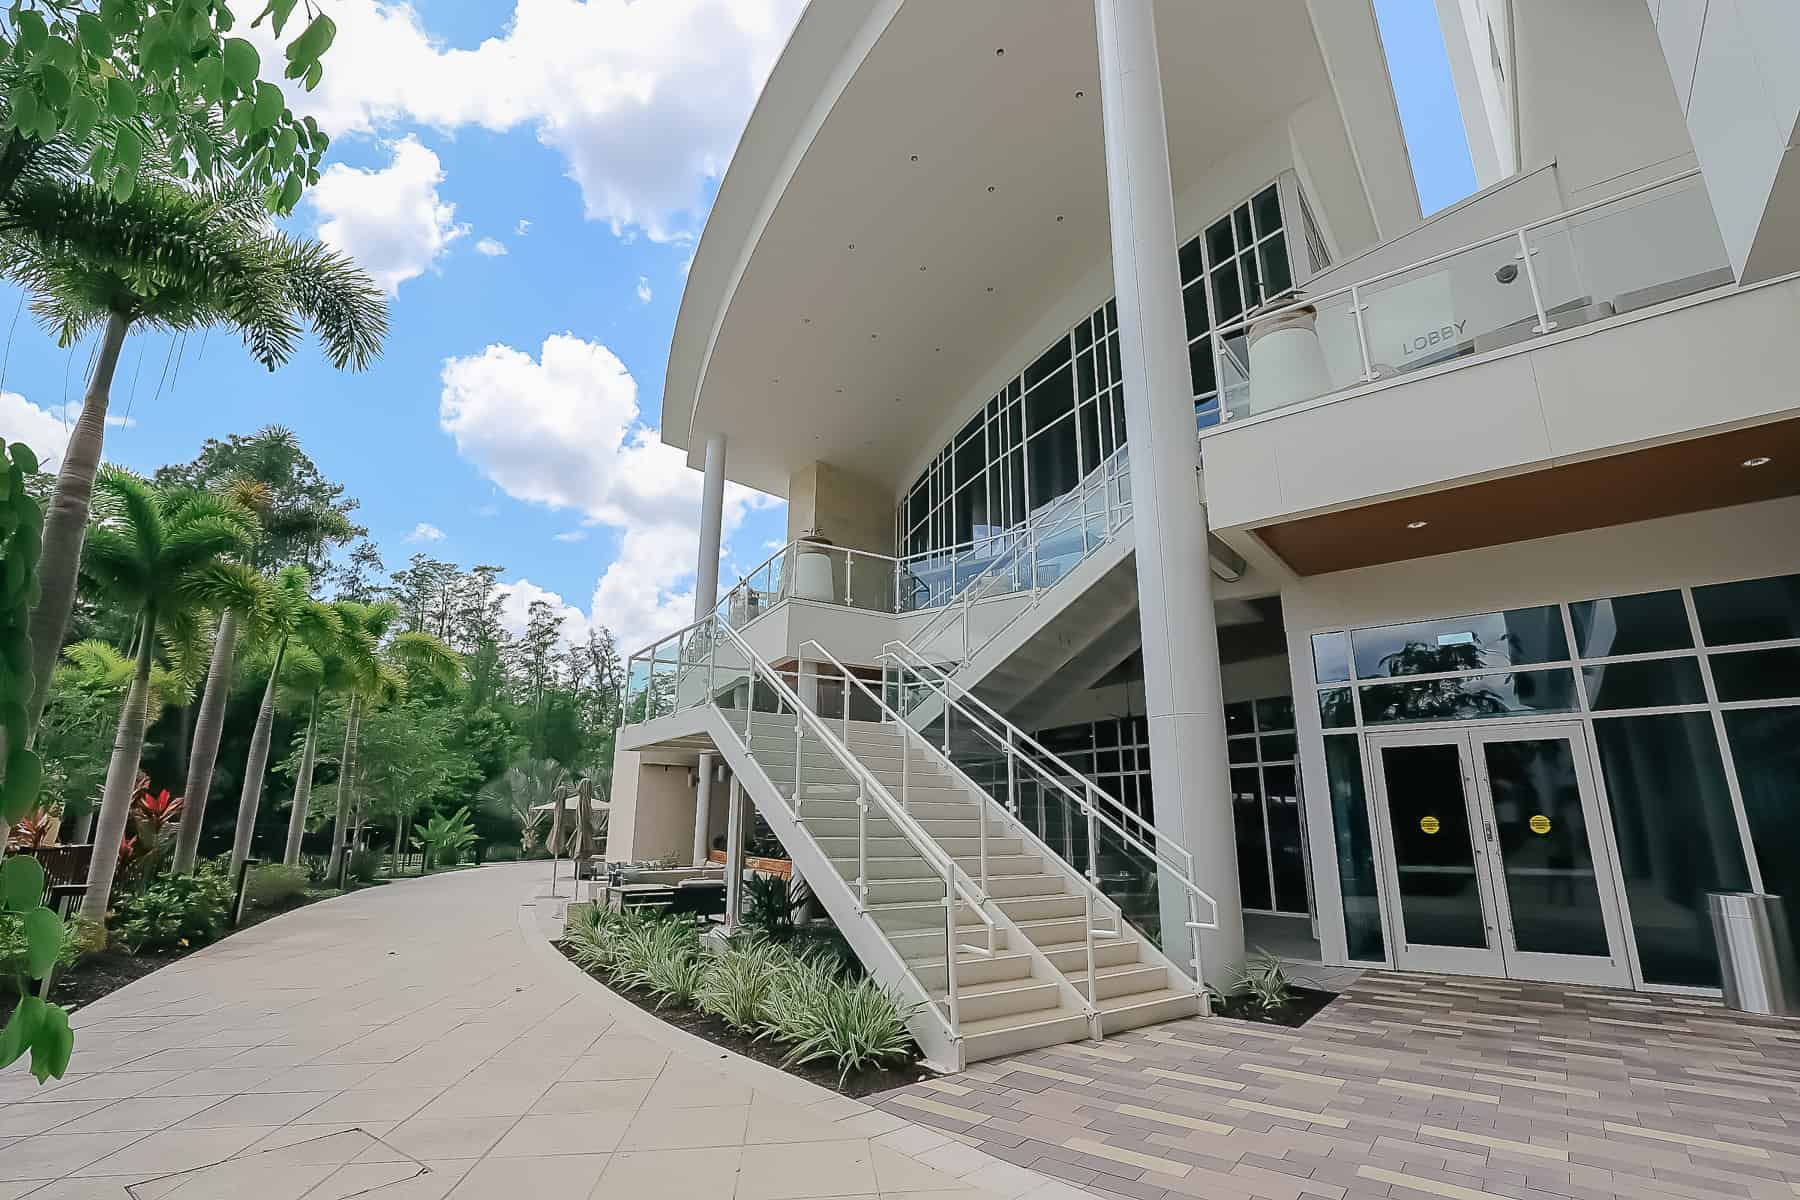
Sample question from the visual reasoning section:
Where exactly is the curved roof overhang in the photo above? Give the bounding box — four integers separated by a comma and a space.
666, 0, 1368, 499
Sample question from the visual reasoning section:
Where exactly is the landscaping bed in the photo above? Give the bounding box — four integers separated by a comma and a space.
560, 903, 938, 1099
1212, 984, 1336, 1027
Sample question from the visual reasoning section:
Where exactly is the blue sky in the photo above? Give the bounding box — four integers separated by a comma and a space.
0, 1, 1471, 654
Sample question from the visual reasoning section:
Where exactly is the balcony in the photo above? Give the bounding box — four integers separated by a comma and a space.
1196, 170, 1800, 568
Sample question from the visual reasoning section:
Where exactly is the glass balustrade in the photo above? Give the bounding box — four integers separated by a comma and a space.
1214, 171, 1730, 422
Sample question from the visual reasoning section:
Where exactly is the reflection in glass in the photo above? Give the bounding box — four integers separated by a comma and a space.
1319, 687, 1356, 729
1723, 707, 1800, 954
1325, 736, 1384, 961
1481, 739, 1610, 956
1353, 607, 1568, 678
1591, 713, 1750, 986
1582, 657, 1707, 710
1570, 590, 1692, 657
1312, 632, 1351, 683
1225, 701, 1255, 736
1694, 573, 1800, 646
1380, 742, 1487, 949
1709, 647, 1800, 702
1360, 669, 1577, 725
1260, 733, 1298, 762
1256, 696, 1296, 732
1232, 767, 1272, 911
1265, 765, 1308, 914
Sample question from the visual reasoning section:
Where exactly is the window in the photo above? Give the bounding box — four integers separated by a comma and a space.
899, 179, 1297, 561
1225, 696, 1306, 916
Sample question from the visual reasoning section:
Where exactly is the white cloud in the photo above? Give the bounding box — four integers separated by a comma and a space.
553, 530, 590, 543
474, 237, 508, 257
0, 392, 71, 468
260, 0, 804, 244
306, 136, 467, 293
405, 522, 447, 543
438, 333, 774, 651
635, 275, 653, 304
495, 578, 593, 647
516, 219, 532, 237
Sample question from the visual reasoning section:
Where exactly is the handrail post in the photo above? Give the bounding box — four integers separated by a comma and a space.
857, 778, 869, 913
1518, 228, 1557, 334
1350, 282, 1374, 383
792, 702, 803, 808
900, 708, 911, 814
845, 550, 855, 609
978, 776, 990, 901
1085, 782, 1101, 886
943, 866, 961, 1031
1083, 888, 1099, 1009
1189, 893, 1206, 997
1005, 727, 1018, 817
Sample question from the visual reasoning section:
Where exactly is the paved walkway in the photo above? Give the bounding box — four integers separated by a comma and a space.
878, 972, 1800, 1200
0, 863, 1083, 1200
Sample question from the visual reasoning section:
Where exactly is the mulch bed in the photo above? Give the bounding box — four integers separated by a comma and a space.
1212, 984, 1337, 1027
555, 942, 939, 1098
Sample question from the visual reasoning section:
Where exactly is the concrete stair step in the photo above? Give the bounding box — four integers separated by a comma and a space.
911, 951, 1036, 991
1063, 962, 1170, 1001
938, 977, 1064, 1024
1036, 936, 1141, 973
1095, 988, 1204, 1034
959, 1007, 1093, 1064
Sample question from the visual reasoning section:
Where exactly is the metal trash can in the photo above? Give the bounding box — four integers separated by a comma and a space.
1708, 892, 1800, 1016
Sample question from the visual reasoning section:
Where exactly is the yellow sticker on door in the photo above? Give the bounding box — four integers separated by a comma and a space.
1529, 814, 1552, 835
1420, 815, 1441, 835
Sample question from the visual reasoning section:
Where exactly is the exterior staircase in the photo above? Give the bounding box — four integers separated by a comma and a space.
620, 618, 1203, 1071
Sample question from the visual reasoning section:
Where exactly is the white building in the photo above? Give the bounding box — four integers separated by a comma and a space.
609, 0, 1800, 1070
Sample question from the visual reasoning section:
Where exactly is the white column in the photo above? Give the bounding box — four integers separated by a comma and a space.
1095, 0, 1244, 985
693, 433, 728, 867
696, 433, 728, 615
692, 759, 714, 868
724, 777, 747, 930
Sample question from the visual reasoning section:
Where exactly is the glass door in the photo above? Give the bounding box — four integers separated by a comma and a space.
1470, 725, 1631, 986
1369, 724, 1631, 985
1369, 732, 1508, 976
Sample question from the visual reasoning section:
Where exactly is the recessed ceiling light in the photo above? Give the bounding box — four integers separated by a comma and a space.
1406, 520, 1430, 530
1075, 90, 1085, 99
986, 286, 995, 293
847, 243, 856, 250
1743, 456, 1773, 468
995, 47, 1005, 57
801, 317, 811, 325
1056, 215, 1065, 223
909, 154, 919, 163
918, 265, 927, 272
987, 185, 996, 194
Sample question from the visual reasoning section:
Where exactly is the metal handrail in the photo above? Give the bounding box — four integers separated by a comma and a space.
889, 640, 1182, 871
1209, 168, 1710, 415
908, 444, 1132, 661
795, 639, 1099, 1025
707, 619, 999, 1036
884, 640, 1220, 992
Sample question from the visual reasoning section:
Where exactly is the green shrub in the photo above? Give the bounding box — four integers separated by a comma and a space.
243, 865, 308, 910
774, 976, 917, 1084
697, 938, 787, 1033
0, 912, 95, 994
347, 849, 382, 883
613, 917, 704, 1009
486, 844, 521, 863
110, 863, 235, 954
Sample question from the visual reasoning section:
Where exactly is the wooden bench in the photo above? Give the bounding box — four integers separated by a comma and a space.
30, 844, 93, 915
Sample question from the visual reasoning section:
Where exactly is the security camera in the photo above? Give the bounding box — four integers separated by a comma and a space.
1495, 263, 1519, 284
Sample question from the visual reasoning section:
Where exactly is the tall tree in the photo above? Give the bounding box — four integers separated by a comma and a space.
75, 470, 257, 924
281, 600, 370, 865
170, 427, 357, 872
228, 565, 338, 875
2, 176, 387, 743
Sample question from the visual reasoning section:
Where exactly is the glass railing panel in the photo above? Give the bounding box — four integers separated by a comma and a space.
1524, 175, 1730, 326
1224, 288, 1364, 420
1095, 817, 1162, 944
1355, 237, 1539, 385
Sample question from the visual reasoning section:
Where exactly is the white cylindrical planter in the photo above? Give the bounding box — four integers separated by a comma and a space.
793, 544, 836, 603
1246, 305, 1331, 416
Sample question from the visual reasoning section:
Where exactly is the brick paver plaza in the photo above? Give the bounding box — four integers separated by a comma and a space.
877, 972, 1800, 1200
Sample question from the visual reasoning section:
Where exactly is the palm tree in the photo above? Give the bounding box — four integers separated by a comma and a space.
225, 568, 340, 877
478, 759, 570, 855
228, 567, 341, 876
76, 471, 258, 924
1, 175, 387, 741
282, 601, 373, 866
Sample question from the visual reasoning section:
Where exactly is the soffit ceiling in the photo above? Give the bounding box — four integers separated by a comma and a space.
681, 0, 1333, 497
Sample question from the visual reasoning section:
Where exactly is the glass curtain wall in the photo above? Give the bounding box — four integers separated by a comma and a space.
1309, 572, 1800, 987
899, 181, 1293, 561
1225, 697, 1305, 915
